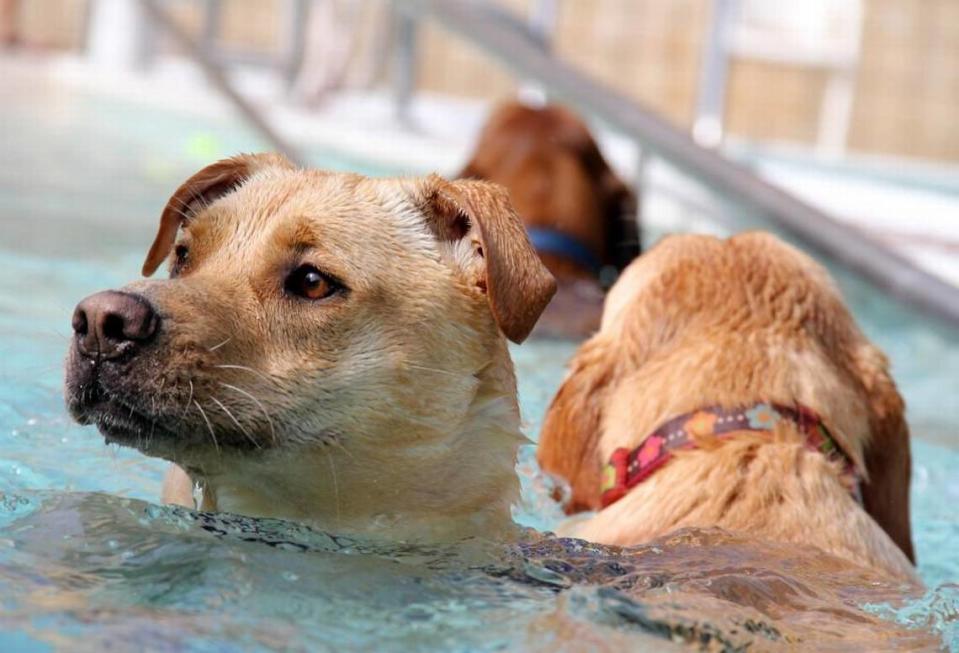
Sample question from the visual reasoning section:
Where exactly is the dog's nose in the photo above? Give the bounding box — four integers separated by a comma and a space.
72, 291, 159, 359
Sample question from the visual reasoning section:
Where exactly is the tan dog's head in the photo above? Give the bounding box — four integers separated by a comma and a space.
461, 102, 639, 279
537, 233, 913, 561
65, 154, 555, 536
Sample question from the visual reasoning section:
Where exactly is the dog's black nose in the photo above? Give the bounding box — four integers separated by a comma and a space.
72, 291, 159, 359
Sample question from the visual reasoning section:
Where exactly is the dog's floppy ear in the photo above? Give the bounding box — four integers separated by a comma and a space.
848, 341, 915, 563
142, 153, 293, 276
420, 175, 556, 343
602, 172, 641, 273
538, 337, 611, 513
551, 105, 641, 273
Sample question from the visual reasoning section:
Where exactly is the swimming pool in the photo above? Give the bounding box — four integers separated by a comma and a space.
1, 66, 957, 650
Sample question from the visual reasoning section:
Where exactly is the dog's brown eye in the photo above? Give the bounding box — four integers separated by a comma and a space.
172, 244, 189, 276
286, 265, 339, 301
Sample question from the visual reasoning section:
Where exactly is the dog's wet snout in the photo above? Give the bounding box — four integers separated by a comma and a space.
72, 291, 159, 359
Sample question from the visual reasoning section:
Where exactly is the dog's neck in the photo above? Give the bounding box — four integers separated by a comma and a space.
571, 423, 917, 581
193, 339, 525, 542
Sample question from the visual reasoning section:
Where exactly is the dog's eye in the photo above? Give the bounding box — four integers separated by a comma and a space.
285, 265, 339, 301
172, 244, 189, 276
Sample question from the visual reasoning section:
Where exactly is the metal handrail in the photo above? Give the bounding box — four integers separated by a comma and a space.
395, 0, 959, 329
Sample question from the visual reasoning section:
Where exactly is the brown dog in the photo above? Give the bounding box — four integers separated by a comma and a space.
460, 102, 640, 339
537, 232, 917, 582
65, 153, 555, 542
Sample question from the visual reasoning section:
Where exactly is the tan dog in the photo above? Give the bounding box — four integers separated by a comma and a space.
538, 232, 917, 582
65, 153, 555, 542
460, 102, 640, 339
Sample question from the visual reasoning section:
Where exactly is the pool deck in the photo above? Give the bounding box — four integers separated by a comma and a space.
4, 53, 959, 286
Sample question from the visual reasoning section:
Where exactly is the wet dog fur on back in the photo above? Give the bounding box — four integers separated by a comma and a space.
65, 153, 555, 541
537, 232, 917, 581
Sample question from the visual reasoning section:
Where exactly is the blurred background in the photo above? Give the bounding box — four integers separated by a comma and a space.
6, 0, 959, 159
2, 0, 958, 283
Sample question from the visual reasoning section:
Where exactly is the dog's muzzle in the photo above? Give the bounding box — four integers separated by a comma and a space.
65, 290, 163, 429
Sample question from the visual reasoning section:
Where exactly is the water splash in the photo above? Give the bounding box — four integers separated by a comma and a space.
864, 583, 959, 651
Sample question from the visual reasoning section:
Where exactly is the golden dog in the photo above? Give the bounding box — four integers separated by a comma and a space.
65, 153, 555, 542
538, 232, 917, 582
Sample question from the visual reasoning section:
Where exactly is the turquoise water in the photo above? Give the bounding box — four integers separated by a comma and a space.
1, 73, 958, 650
1, 246, 958, 650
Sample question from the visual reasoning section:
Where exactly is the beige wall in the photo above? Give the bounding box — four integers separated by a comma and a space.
849, 0, 959, 161
9, 0, 959, 162
163, 0, 284, 54
417, 0, 708, 127
417, 0, 959, 162
13, 0, 87, 49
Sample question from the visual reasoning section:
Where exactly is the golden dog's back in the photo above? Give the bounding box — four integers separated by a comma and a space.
539, 232, 914, 571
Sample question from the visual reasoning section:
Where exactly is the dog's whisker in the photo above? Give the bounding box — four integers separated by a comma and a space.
167, 193, 191, 210
401, 363, 464, 379
43, 327, 71, 342
209, 395, 260, 449
214, 364, 278, 387
148, 407, 156, 444
167, 193, 215, 223
167, 192, 208, 216
218, 382, 277, 445
169, 207, 189, 222
149, 378, 166, 445
167, 190, 218, 225
14, 362, 65, 376
208, 337, 232, 352
193, 399, 221, 455
325, 450, 341, 526
167, 203, 196, 224
182, 379, 196, 418
328, 437, 354, 461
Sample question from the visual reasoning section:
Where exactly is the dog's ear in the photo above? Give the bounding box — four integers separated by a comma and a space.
848, 342, 915, 563
573, 133, 640, 274
419, 175, 556, 343
555, 113, 641, 275
457, 160, 483, 180
538, 337, 611, 513
602, 172, 641, 273
142, 153, 293, 276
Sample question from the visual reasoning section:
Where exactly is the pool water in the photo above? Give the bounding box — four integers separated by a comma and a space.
1, 68, 958, 650
2, 247, 958, 652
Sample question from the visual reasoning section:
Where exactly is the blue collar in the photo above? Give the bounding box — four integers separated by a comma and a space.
526, 227, 601, 275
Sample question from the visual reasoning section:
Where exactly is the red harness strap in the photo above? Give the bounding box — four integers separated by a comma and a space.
600, 402, 862, 508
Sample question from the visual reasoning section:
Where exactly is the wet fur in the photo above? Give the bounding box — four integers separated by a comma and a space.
66, 154, 555, 542
537, 232, 917, 582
